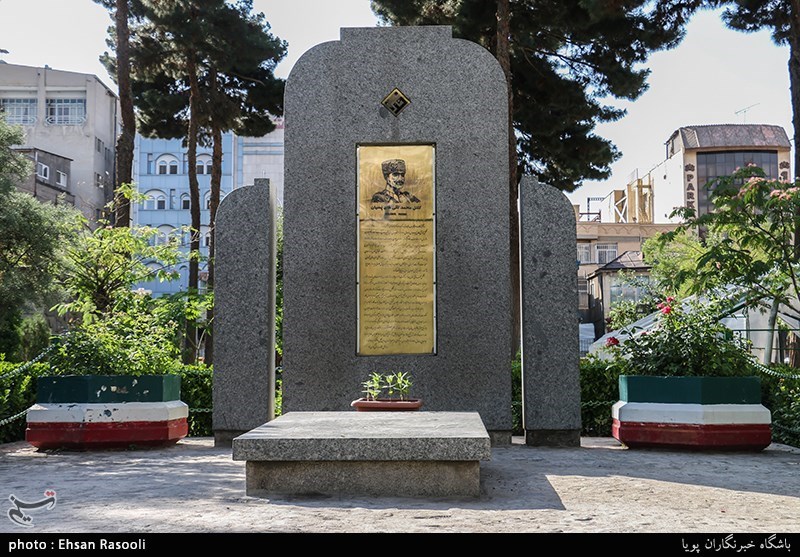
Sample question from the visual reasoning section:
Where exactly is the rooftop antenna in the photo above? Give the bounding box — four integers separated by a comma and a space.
735, 103, 760, 123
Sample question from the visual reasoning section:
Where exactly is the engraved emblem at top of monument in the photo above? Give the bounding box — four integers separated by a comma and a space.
381, 88, 411, 116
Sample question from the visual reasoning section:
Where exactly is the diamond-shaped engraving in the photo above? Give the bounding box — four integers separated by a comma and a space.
381, 88, 410, 116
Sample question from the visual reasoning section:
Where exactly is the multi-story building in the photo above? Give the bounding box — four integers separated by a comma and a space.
12, 147, 75, 206
576, 123, 792, 339
0, 62, 119, 221
132, 121, 285, 296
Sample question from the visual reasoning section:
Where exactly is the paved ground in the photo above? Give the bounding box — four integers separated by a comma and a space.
0, 436, 798, 534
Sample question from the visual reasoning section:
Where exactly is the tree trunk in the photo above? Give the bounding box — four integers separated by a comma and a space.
205, 114, 223, 366
496, 0, 521, 350
791, 1, 800, 266
764, 298, 780, 366
184, 53, 201, 364
112, 0, 134, 228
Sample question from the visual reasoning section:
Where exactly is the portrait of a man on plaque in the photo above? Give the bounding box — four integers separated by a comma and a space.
357, 145, 436, 356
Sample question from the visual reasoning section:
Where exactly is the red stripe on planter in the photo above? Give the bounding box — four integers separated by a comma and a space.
612, 419, 771, 451
26, 418, 188, 450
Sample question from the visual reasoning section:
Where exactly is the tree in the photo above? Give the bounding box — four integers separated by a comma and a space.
198, 1, 286, 364
112, 0, 285, 363
658, 166, 800, 363
96, 0, 140, 227
371, 0, 702, 343
0, 118, 80, 359
54, 222, 180, 322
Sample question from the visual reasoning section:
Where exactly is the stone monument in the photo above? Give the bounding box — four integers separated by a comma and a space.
212, 178, 277, 446
519, 176, 581, 446
281, 26, 514, 440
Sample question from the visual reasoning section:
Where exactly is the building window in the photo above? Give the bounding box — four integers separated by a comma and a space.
180, 193, 190, 210
45, 98, 86, 125
157, 155, 179, 175
610, 275, 650, 306
36, 162, 50, 180
155, 225, 175, 246
56, 170, 67, 187
0, 98, 37, 125
204, 192, 212, 210
196, 154, 212, 175
696, 150, 779, 216
577, 243, 592, 264
596, 243, 618, 265
142, 189, 166, 210
95, 173, 104, 188
96, 138, 104, 153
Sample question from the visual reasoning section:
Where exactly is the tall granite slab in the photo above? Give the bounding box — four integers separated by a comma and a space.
283, 26, 513, 435
213, 178, 277, 447
519, 176, 581, 446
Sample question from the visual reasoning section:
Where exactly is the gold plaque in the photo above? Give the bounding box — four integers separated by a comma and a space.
357, 145, 436, 355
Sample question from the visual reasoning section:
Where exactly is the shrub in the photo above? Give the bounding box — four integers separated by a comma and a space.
760, 365, 800, 447
0, 361, 52, 443
177, 364, 212, 437
606, 297, 756, 377
49, 293, 180, 377
580, 355, 624, 436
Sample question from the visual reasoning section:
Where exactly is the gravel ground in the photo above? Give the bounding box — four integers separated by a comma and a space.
0, 437, 798, 534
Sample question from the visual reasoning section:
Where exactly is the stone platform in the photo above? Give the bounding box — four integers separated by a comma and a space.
232, 411, 491, 497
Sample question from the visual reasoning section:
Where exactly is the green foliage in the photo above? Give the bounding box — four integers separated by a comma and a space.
0, 361, 51, 444
605, 297, 756, 377
360, 371, 414, 401
0, 116, 31, 196
54, 223, 181, 321
606, 271, 661, 331
664, 167, 800, 315
176, 364, 212, 437
643, 229, 708, 298
49, 292, 181, 376
760, 367, 800, 447
275, 208, 283, 360
370, 0, 699, 190
0, 117, 80, 361
580, 355, 624, 437
16, 314, 52, 363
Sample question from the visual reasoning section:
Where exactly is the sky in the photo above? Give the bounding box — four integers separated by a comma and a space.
0, 0, 792, 209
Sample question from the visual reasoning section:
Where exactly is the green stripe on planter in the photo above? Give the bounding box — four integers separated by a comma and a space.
618, 375, 761, 405
36, 375, 181, 404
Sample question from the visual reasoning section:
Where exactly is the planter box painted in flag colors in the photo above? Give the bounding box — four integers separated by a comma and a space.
26, 375, 188, 450
612, 375, 771, 451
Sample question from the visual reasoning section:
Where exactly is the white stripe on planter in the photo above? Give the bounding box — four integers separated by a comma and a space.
26, 401, 189, 424
612, 402, 771, 425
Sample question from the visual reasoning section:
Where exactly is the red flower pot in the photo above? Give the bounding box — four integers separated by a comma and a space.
350, 398, 422, 412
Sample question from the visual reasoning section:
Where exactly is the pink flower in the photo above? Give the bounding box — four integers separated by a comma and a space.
661, 306, 672, 315
666, 296, 675, 303
605, 336, 620, 347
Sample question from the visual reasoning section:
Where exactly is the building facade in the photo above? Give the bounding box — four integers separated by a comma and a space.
13, 148, 75, 206
132, 122, 285, 296
0, 62, 118, 221
575, 123, 792, 339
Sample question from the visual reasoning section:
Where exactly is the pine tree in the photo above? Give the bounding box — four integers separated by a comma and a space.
111, 0, 284, 363
371, 0, 701, 344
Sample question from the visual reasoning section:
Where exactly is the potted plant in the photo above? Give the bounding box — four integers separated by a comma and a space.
604, 297, 771, 450
351, 371, 422, 411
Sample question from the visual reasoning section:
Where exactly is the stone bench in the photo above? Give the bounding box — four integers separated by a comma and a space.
232, 411, 491, 497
